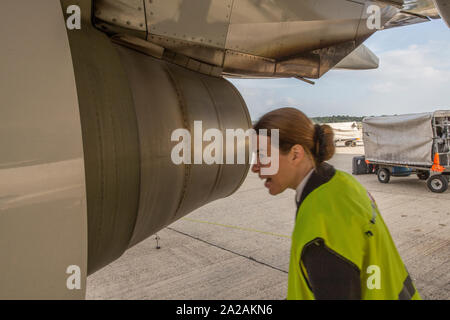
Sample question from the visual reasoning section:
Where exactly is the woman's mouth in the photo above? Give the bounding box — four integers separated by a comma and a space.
264, 178, 272, 188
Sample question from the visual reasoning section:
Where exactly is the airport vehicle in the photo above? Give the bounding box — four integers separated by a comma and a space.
363, 111, 450, 193
1, 0, 449, 298
327, 122, 362, 147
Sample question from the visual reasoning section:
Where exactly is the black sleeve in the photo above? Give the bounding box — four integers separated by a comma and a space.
301, 238, 361, 300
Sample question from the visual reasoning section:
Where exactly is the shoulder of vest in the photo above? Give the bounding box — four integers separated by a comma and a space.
295, 166, 371, 226
297, 162, 337, 210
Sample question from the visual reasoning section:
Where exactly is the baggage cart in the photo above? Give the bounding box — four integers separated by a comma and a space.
362, 111, 450, 193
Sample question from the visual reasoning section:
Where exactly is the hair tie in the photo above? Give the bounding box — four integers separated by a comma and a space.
313, 124, 324, 162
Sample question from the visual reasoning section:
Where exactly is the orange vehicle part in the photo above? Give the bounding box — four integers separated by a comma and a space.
431, 153, 445, 173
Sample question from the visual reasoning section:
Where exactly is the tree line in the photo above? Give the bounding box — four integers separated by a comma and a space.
311, 115, 365, 124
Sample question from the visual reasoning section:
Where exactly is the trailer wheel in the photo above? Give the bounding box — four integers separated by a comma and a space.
345, 140, 352, 147
377, 168, 390, 183
417, 170, 430, 180
427, 175, 448, 193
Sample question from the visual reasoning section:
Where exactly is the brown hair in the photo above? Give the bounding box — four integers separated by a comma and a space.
253, 107, 335, 167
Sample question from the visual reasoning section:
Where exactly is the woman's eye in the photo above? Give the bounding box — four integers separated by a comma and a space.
259, 155, 272, 165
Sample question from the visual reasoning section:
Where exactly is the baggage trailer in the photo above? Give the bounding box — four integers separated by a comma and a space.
362, 111, 450, 193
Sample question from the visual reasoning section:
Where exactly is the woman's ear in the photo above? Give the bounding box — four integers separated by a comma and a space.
290, 144, 305, 164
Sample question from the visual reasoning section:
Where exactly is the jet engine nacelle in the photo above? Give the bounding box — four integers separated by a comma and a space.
0, 0, 250, 298
64, 0, 252, 275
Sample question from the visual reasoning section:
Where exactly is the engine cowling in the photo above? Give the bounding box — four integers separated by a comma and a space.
63, 0, 251, 274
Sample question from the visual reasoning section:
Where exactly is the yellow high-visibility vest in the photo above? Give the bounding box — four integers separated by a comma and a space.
287, 169, 420, 300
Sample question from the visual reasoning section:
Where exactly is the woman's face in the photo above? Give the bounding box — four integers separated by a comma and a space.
251, 136, 300, 195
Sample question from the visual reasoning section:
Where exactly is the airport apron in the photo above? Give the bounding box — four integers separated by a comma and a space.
287, 166, 421, 300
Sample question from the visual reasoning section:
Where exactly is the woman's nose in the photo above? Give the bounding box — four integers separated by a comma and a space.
251, 163, 260, 173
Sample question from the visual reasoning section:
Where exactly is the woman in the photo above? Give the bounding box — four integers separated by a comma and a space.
252, 108, 420, 300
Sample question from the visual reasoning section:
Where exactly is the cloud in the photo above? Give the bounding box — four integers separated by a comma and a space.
362, 40, 450, 114
370, 42, 450, 85
229, 23, 450, 119
284, 97, 296, 105
370, 81, 395, 93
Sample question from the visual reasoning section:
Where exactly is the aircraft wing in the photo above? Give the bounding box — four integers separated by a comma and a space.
94, 0, 448, 80
378, 0, 446, 29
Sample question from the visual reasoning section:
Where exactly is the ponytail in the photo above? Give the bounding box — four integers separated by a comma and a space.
312, 124, 335, 165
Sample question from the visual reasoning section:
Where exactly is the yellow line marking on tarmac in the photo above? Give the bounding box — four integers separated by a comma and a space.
180, 217, 291, 239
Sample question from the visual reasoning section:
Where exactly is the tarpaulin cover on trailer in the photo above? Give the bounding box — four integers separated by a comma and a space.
363, 112, 434, 166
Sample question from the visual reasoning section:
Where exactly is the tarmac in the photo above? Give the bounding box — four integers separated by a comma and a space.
86, 146, 450, 300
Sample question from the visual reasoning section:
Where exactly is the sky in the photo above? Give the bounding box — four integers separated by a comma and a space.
228, 19, 450, 121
